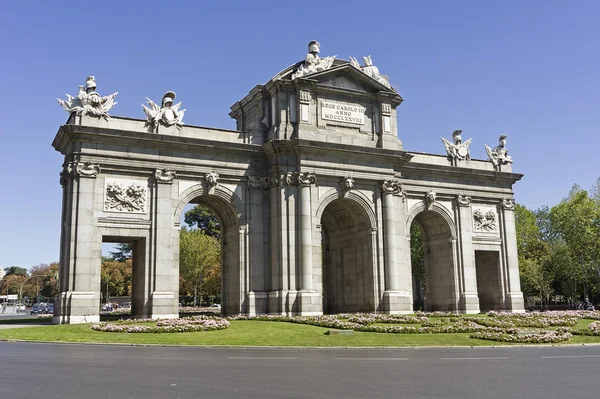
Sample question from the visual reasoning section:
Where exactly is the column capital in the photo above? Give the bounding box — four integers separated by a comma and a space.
286, 172, 317, 186
69, 161, 100, 178
457, 195, 472, 207
501, 198, 516, 210
381, 179, 403, 196
154, 168, 176, 184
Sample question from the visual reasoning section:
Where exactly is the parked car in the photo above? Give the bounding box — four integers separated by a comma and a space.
30, 304, 46, 315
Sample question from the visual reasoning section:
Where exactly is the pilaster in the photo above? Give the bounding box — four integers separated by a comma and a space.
455, 195, 481, 314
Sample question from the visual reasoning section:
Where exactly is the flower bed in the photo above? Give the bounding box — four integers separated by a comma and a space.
91, 315, 230, 333
570, 321, 600, 336
470, 328, 572, 344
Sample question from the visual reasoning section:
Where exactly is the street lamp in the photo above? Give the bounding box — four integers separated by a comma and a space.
19, 275, 47, 304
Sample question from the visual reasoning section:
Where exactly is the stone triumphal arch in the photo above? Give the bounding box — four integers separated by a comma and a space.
52, 42, 524, 324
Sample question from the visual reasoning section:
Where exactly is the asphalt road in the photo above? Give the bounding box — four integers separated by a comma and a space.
0, 342, 598, 399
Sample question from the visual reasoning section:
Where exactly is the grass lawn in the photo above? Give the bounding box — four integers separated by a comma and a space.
0, 318, 599, 347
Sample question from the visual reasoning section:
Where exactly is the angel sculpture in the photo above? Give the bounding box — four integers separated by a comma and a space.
485, 134, 513, 166
57, 76, 118, 120
142, 91, 185, 132
441, 129, 472, 162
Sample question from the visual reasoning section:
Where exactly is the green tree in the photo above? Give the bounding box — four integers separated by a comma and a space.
184, 205, 221, 239
515, 204, 553, 305
3, 266, 28, 277
109, 243, 133, 262
550, 186, 600, 299
410, 223, 425, 310
28, 263, 59, 298
100, 259, 132, 302
179, 227, 221, 306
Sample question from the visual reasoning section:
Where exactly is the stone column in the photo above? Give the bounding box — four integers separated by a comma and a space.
380, 179, 412, 314
455, 195, 481, 314
500, 199, 525, 312
288, 172, 320, 315
54, 161, 102, 324
150, 169, 178, 320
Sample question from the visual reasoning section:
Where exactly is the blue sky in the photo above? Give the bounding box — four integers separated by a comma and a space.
1, 1, 598, 269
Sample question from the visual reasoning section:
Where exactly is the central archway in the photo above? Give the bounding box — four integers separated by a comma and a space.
319, 196, 375, 314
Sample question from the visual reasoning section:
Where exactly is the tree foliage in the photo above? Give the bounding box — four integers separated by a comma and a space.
179, 227, 221, 305
109, 243, 133, 262
3, 266, 28, 277
184, 205, 221, 239
101, 259, 132, 301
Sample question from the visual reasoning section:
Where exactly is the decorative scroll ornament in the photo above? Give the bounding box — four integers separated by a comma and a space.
381, 179, 402, 195
105, 180, 147, 213
247, 176, 270, 190
142, 91, 186, 132
473, 208, 498, 232
457, 195, 472, 207
57, 76, 118, 119
292, 40, 336, 79
349, 55, 391, 89
501, 198, 516, 210
155, 168, 176, 183
71, 161, 100, 178
442, 130, 472, 162
341, 176, 355, 192
286, 172, 317, 186
485, 135, 513, 166
205, 172, 219, 188
425, 190, 437, 208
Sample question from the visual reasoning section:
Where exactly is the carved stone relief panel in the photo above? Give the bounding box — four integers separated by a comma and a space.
104, 178, 148, 213
472, 206, 498, 233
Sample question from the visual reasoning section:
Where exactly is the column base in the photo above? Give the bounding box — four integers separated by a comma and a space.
52, 291, 100, 324
151, 291, 178, 320
297, 290, 322, 316
506, 292, 525, 313
247, 291, 268, 315
381, 291, 413, 314
459, 293, 481, 314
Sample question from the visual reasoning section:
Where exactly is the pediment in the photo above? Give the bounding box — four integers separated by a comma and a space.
301, 64, 397, 94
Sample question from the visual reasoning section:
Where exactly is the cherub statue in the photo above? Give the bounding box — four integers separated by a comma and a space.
485, 135, 513, 166
142, 91, 185, 132
57, 76, 118, 119
292, 40, 336, 79
441, 129, 472, 162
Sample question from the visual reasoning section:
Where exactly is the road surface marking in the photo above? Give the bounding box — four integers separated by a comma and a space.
541, 355, 600, 359
228, 356, 298, 360
440, 357, 510, 360
334, 357, 408, 360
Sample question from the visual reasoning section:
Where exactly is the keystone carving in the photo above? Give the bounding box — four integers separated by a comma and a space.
381, 179, 403, 195
501, 198, 516, 210
155, 168, 176, 183
286, 172, 317, 186
425, 190, 437, 208
205, 172, 219, 188
473, 208, 498, 232
341, 176, 355, 192
104, 180, 147, 213
57, 76, 118, 119
457, 195, 472, 207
